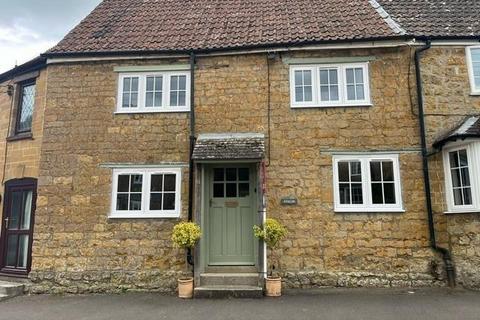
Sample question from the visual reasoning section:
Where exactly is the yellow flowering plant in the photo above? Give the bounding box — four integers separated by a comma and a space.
253, 218, 288, 277
253, 218, 287, 249
172, 222, 202, 249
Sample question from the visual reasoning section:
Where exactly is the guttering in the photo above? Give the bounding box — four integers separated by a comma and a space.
414, 39, 456, 288
43, 37, 480, 66
186, 51, 196, 266
416, 35, 480, 47
43, 37, 415, 64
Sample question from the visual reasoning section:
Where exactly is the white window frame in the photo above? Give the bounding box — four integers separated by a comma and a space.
110, 167, 182, 218
116, 71, 190, 113
290, 62, 371, 108
442, 140, 480, 213
466, 46, 480, 95
332, 154, 403, 212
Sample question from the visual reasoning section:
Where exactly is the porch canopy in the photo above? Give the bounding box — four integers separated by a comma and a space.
192, 133, 265, 161
433, 116, 480, 149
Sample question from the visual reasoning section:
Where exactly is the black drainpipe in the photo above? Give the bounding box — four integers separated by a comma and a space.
415, 39, 455, 287
187, 51, 196, 266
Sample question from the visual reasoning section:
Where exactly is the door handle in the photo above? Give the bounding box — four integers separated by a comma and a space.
4, 217, 9, 229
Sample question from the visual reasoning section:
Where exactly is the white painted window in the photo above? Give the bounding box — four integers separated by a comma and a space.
121, 76, 139, 108
290, 63, 371, 108
169, 75, 187, 107
443, 141, 480, 213
110, 167, 182, 218
319, 68, 340, 103
293, 69, 314, 104
466, 46, 480, 95
333, 154, 403, 212
116, 71, 190, 113
145, 76, 163, 108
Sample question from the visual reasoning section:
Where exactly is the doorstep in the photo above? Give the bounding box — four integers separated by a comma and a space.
194, 272, 263, 298
0, 281, 25, 302
194, 285, 263, 299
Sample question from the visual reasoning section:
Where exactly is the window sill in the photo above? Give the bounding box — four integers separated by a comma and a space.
334, 207, 405, 213
6, 132, 33, 142
114, 108, 190, 114
444, 209, 480, 215
470, 92, 480, 96
291, 103, 373, 109
109, 213, 181, 219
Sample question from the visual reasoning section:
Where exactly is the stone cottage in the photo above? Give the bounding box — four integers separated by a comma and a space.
0, 0, 479, 295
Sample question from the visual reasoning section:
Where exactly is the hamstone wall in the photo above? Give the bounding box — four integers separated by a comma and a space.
31, 47, 444, 293
422, 47, 480, 289
0, 71, 46, 230
30, 60, 191, 293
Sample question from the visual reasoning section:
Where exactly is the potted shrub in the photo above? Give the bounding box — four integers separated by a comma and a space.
253, 218, 288, 297
171, 221, 201, 299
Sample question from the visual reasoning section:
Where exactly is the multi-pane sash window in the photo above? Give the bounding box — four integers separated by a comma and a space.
338, 161, 363, 205
294, 69, 313, 103
370, 161, 396, 204
121, 77, 139, 108
333, 154, 403, 212
443, 143, 480, 212
319, 68, 339, 103
16, 81, 36, 134
346, 67, 365, 101
111, 167, 182, 218
449, 149, 472, 206
170, 75, 187, 107
290, 63, 370, 108
467, 47, 480, 94
117, 71, 190, 113
149, 173, 176, 211
116, 174, 143, 211
145, 76, 163, 108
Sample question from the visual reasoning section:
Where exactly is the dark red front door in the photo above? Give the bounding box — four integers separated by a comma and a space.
0, 179, 37, 276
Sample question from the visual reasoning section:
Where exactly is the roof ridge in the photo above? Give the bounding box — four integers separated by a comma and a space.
368, 0, 406, 35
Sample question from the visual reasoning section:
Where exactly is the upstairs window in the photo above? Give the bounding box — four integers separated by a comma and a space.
15, 81, 36, 134
169, 75, 187, 107
467, 46, 480, 94
121, 77, 139, 108
290, 63, 371, 108
293, 69, 314, 104
443, 143, 480, 213
333, 154, 403, 212
116, 71, 190, 113
145, 76, 163, 108
111, 167, 182, 218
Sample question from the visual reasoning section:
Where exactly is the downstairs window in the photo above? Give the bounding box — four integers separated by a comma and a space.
333, 154, 403, 212
443, 142, 480, 213
110, 167, 182, 218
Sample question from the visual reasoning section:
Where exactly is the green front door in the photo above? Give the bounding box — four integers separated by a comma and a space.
208, 166, 256, 265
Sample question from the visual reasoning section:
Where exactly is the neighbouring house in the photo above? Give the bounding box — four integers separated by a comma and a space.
0, 57, 47, 277
377, 1, 480, 288
0, 0, 479, 295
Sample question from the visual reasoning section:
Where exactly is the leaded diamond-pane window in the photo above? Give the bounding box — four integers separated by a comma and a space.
16, 82, 36, 133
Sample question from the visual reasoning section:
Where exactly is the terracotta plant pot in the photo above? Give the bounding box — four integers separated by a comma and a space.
265, 277, 282, 297
178, 277, 194, 299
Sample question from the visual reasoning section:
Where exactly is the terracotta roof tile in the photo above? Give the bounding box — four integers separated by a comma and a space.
378, 0, 480, 38
47, 0, 400, 55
